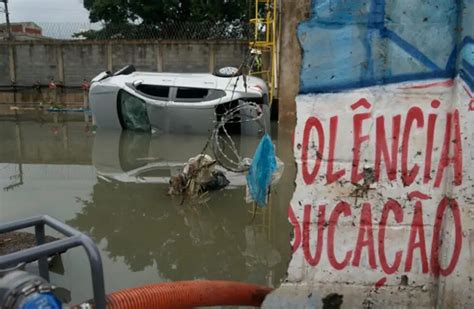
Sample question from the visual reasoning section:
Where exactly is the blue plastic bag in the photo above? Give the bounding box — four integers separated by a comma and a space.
246, 134, 277, 207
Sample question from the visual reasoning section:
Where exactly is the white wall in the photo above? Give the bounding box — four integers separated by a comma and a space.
285, 77, 473, 307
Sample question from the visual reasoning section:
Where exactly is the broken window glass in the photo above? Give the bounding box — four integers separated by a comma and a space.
117, 90, 151, 132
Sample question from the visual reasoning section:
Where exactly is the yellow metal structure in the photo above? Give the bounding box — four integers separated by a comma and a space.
246, 0, 278, 256
249, 0, 278, 104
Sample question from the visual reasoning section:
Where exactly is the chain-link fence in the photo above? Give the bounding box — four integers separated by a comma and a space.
38, 23, 102, 40
37, 21, 250, 40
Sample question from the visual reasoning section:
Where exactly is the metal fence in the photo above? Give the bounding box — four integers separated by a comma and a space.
37, 23, 102, 40
37, 21, 251, 40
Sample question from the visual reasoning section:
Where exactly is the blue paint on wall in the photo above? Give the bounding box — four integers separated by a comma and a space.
298, 0, 474, 93
460, 37, 474, 90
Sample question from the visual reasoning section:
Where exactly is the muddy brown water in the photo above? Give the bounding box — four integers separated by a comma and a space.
0, 119, 294, 305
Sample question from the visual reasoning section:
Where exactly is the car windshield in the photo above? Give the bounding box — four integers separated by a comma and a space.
117, 90, 151, 131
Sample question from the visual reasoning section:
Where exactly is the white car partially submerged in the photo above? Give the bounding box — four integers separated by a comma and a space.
89, 65, 270, 134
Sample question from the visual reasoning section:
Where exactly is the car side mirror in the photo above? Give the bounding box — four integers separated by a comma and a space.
133, 80, 143, 87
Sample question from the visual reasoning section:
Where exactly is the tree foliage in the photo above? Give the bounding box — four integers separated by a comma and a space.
83, 0, 249, 25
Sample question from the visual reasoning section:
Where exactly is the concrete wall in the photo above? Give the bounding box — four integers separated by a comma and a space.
0, 45, 10, 85
1, 40, 247, 86
297, 0, 471, 93
265, 0, 474, 308
0, 40, 249, 117
161, 43, 210, 73
63, 44, 108, 85
0, 40, 248, 107
277, 0, 311, 129
15, 44, 59, 85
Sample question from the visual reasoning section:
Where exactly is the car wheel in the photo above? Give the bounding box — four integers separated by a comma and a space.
213, 66, 242, 77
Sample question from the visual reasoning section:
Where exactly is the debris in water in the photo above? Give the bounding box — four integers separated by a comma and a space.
168, 154, 230, 199
201, 170, 230, 192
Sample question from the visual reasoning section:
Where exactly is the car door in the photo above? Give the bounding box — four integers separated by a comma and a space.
130, 76, 173, 105
128, 75, 175, 131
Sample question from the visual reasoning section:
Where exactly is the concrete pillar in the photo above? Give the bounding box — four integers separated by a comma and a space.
155, 43, 163, 72
209, 43, 216, 73
277, 0, 311, 131
57, 45, 64, 83
8, 44, 17, 107
8, 44, 16, 83
107, 42, 113, 71
83, 88, 89, 123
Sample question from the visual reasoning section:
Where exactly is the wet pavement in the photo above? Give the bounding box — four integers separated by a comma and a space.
0, 119, 294, 305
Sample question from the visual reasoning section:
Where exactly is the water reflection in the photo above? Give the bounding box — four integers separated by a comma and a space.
0, 120, 93, 192
0, 120, 292, 293
69, 129, 291, 286
91, 131, 261, 187
3, 123, 24, 191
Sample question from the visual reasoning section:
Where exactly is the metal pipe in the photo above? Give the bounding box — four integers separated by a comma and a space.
0, 236, 82, 268
79, 234, 106, 309
0, 215, 107, 309
2, 0, 12, 40
43, 215, 80, 237
0, 216, 45, 233
34, 224, 49, 281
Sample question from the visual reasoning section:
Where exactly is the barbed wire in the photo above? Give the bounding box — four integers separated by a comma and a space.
210, 101, 266, 173
204, 39, 265, 173
174, 100, 266, 204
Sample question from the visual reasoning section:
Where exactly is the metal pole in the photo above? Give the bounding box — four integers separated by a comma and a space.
3, 0, 13, 40
34, 224, 50, 281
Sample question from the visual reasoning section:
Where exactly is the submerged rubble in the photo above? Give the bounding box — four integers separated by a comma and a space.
168, 154, 230, 197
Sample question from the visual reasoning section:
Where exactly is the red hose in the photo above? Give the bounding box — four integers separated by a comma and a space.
105, 280, 273, 309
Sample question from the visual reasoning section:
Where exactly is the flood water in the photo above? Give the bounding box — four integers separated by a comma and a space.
0, 119, 294, 305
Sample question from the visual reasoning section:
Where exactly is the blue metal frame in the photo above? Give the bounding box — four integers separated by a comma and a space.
0, 215, 106, 309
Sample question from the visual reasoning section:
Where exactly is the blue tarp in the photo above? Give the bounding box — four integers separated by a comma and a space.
246, 134, 277, 207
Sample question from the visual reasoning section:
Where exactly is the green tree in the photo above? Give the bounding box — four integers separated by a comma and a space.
83, 0, 249, 25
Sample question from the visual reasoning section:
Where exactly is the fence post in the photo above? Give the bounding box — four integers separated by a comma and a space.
56, 44, 65, 111
34, 224, 49, 281
8, 44, 16, 109
155, 43, 163, 72
82, 80, 90, 123
57, 44, 65, 84
107, 42, 113, 72
8, 44, 16, 84
209, 43, 216, 73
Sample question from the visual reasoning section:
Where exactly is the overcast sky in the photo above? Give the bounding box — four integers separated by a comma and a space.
1, 0, 91, 23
